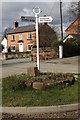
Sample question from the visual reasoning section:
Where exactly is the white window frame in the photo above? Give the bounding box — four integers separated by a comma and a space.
27, 33, 32, 40
19, 33, 22, 40
11, 35, 15, 42
27, 44, 33, 51
10, 45, 16, 52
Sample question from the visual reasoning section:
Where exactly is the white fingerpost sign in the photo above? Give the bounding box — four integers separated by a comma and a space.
39, 16, 53, 23
33, 7, 53, 71
33, 6, 41, 71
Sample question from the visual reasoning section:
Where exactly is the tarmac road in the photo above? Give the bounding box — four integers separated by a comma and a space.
0, 56, 79, 78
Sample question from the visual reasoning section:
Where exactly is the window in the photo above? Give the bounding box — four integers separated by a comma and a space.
10, 45, 16, 52
19, 34, 22, 40
27, 33, 32, 40
27, 44, 33, 51
11, 35, 15, 42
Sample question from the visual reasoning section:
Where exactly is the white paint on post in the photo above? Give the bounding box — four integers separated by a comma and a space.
33, 7, 41, 71
59, 45, 63, 58
36, 14, 40, 70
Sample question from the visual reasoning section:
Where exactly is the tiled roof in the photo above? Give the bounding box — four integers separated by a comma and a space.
7, 25, 36, 34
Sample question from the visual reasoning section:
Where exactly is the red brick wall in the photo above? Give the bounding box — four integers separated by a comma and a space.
66, 17, 80, 35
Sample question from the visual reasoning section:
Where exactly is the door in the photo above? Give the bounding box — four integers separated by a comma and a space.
19, 43, 23, 52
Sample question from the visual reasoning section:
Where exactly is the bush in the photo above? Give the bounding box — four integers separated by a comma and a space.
63, 38, 79, 57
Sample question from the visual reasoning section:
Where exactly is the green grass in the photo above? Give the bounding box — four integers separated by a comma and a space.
2, 74, 79, 107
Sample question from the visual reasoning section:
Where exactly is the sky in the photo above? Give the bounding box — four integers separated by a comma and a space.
0, 0, 79, 39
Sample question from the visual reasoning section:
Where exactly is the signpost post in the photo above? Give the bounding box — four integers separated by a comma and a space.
33, 7, 41, 71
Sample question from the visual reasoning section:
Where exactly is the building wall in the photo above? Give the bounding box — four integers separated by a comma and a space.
66, 17, 80, 35
7, 31, 36, 52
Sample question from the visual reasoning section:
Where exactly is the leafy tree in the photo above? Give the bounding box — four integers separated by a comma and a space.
63, 38, 79, 57
67, 1, 80, 20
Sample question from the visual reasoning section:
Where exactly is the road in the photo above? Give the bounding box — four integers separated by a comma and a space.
0, 56, 79, 78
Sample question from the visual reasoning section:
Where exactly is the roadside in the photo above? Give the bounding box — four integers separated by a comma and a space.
2, 58, 31, 65
1, 56, 79, 65
1, 56, 79, 78
1, 103, 79, 119
2, 110, 79, 119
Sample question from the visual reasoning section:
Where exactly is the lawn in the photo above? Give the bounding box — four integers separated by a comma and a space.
2, 73, 80, 107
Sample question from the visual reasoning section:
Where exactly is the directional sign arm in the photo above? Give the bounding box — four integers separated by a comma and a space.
21, 16, 35, 22
39, 16, 53, 23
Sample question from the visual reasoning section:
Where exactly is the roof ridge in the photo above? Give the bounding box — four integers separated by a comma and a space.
7, 24, 36, 34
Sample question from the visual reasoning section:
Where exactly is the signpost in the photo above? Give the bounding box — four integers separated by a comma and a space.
21, 16, 35, 22
33, 7, 53, 71
33, 7, 41, 71
39, 16, 53, 23
21, 7, 53, 71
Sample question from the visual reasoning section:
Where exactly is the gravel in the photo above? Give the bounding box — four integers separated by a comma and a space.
1, 110, 79, 120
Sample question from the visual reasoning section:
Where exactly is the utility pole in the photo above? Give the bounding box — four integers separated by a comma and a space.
59, 0, 63, 58
60, 0, 63, 41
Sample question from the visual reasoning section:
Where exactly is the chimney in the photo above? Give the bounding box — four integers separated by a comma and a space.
13, 21, 19, 29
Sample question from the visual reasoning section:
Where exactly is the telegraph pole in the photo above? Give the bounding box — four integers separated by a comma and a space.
59, 0, 63, 58
60, 0, 63, 41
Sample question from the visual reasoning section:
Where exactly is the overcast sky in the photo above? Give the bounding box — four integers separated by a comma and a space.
0, 0, 79, 38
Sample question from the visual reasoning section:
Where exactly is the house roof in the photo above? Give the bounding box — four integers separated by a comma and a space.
65, 17, 80, 32
6, 25, 36, 34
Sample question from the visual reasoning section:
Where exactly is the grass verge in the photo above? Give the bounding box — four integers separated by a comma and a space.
2, 73, 80, 107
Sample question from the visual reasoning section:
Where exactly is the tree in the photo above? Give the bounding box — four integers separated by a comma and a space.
67, 1, 80, 20
63, 37, 79, 57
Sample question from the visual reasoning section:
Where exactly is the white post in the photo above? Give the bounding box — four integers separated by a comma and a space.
33, 7, 41, 71
59, 45, 63, 58
35, 14, 40, 70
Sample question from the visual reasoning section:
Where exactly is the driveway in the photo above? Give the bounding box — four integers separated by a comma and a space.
1, 56, 79, 78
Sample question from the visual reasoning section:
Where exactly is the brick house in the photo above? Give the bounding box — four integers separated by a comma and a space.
6, 21, 57, 53
63, 16, 80, 43
7, 21, 36, 52
65, 17, 80, 36
63, 17, 80, 57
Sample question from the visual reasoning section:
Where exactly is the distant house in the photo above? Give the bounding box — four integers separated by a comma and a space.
6, 21, 36, 52
1, 36, 8, 53
63, 17, 80, 57
6, 21, 57, 53
64, 17, 80, 43
65, 17, 80, 35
